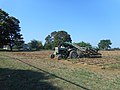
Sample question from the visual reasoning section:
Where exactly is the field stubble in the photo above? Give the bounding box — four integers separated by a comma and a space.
0, 50, 120, 90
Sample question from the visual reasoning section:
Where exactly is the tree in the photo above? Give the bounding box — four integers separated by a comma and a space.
44, 30, 72, 50
98, 39, 112, 50
44, 35, 53, 50
0, 9, 9, 47
54, 31, 72, 46
75, 41, 92, 48
0, 9, 24, 51
28, 40, 43, 51
13, 41, 24, 50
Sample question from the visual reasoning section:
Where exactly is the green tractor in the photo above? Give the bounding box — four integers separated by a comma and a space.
50, 42, 102, 60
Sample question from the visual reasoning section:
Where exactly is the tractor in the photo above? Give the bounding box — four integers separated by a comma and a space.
50, 42, 102, 60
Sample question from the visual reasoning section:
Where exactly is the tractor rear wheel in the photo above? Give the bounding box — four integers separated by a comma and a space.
69, 51, 78, 59
57, 54, 62, 60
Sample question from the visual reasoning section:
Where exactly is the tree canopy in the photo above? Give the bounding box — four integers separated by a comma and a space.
75, 41, 92, 48
98, 39, 112, 50
44, 31, 72, 50
28, 40, 43, 51
0, 9, 24, 51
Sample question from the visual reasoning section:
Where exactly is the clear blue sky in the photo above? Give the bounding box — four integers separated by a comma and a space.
0, 0, 120, 47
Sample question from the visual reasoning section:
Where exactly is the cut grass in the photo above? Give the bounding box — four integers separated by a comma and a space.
103, 63, 120, 69
0, 51, 120, 90
0, 53, 85, 90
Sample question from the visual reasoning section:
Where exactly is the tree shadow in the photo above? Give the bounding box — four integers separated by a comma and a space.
0, 68, 60, 90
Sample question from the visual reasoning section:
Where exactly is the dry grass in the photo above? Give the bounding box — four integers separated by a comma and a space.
0, 50, 120, 90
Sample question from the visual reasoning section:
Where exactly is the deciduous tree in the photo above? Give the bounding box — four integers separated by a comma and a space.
0, 9, 24, 51
28, 40, 43, 51
44, 30, 72, 50
75, 41, 92, 48
98, 39, 112, 50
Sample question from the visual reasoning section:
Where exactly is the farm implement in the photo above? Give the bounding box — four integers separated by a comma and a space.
51, 42, 102, 60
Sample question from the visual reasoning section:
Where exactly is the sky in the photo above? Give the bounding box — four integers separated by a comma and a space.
0, 0, 120, 47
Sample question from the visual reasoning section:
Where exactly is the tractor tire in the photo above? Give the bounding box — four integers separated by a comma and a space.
64, 54, 68, 59
57, 54, 62, 60
69, 51, 78, 59
50, 54, 55, 59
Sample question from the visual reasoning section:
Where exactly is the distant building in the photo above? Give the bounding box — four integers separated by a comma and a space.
3, 45, 10, 50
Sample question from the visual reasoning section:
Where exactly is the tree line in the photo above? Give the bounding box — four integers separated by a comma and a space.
23, 34, 112, 51
0, 9, 113, 51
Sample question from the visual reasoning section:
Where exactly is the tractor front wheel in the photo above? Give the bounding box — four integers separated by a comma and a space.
50, 54, 55, 59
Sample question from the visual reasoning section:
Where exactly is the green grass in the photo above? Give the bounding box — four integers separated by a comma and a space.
103, 63, 120, 69
0, 51, 120, 90
0, 52, 83, 90
102, 56, 120, 69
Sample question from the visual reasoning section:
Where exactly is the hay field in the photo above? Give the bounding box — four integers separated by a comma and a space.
0, 51, 120, 90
